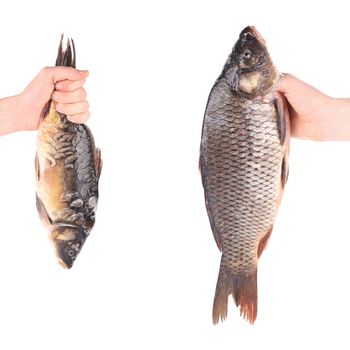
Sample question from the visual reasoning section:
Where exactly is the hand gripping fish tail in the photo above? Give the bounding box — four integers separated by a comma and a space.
200, 26, 290, 324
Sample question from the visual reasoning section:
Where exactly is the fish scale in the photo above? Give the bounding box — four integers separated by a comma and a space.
200, 26, 289, 324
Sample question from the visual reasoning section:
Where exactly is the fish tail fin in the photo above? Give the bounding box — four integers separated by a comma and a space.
56, 34, 76, 68
213, 264, 257, 325
40, 35, 77, 119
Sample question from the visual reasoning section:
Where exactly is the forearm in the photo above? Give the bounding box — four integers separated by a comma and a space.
320, 98, 350, 141
0, 95, 24, 136
291, 97, 350, 141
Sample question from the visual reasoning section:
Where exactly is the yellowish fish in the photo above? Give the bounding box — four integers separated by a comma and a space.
36, 37, 102, 268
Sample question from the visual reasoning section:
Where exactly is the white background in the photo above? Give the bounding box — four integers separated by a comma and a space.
0, 0, 350, 349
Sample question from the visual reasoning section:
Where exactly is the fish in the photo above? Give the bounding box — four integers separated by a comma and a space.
200, 26, 290, 324
35, 36, 102, 269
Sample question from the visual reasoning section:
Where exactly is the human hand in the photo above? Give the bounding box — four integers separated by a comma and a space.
277, 74, 335, 141
18, 67, 90, 131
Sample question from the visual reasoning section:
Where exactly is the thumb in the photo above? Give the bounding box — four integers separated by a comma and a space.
39, 66, 89, 84
276, 73, 322, 97
275, 74, 304, 94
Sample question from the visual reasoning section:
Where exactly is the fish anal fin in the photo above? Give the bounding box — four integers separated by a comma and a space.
213, 264, 257, 324
35, 153, 40, 181
199, 154, 223, 251
281, 151, 289, 189
205, 198, 222, 251
257, 226, 273, 258
95, 148, 103, 179
36, 195, 52, 227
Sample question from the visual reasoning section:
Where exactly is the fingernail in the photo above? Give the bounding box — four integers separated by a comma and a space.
56, 83, 62, 90
78, 69, 88, 74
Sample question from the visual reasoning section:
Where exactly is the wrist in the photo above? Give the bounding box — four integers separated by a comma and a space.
322, 97, 350, 141
0, 94, 25, 136
306, 96, 350, 141
305, 94, 334, 141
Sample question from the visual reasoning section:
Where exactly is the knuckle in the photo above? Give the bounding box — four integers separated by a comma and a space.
40, 66, 51, 76
63, 82, 73, 91
78, 78, 87, 87
55, 103, 63, 113
56, 81, 68, 91
79, 88, 87, 99
68, 104, 76, 113
51, 91, 60, 102
61, 105, 69, 114
73, 80, 82, 90
69, 112, 90, 124
67, 115, 75, 123
81, 112, 91, 123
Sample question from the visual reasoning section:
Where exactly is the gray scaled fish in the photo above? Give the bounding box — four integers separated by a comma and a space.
35, 36, 102, 269
200, 26, 290, 324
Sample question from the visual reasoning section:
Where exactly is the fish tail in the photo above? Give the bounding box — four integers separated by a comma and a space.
40, 36, 76, 119
56, 34, 76, 68
213, 263, 257, 324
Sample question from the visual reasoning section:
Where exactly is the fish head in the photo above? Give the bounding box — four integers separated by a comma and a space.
223, 26, 279, 96
50, 225, 87, 269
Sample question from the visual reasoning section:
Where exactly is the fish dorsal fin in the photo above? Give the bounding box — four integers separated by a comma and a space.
199, 154, 223, 251
36, 195, 53, 226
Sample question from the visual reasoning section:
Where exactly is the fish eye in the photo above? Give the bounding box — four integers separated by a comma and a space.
242, 49, 252, 59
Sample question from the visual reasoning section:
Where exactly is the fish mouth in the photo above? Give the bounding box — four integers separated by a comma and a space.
240, 26, 266, 45
58, 258, 71, 269
51, 225, 87, 269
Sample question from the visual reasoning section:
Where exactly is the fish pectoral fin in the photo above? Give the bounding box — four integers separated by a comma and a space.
36, 195, 52, 226
95, 148, 103, 178
40, 101, 51, 122
35, 153, 40, 181
273, 93, 290, 189
273, 95, 287, 146
199, 154, 223, 251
